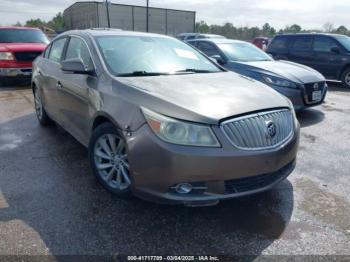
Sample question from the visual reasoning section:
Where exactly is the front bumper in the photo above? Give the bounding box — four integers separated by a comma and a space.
127, 122, 300, 206
0, 67, 32, 78
272, 82, 327, 111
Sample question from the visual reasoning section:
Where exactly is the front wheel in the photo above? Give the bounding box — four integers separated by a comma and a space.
88, 123, 132, 198
341, 68, 350, 89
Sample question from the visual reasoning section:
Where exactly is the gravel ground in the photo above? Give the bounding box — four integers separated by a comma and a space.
0, 84, 349, 260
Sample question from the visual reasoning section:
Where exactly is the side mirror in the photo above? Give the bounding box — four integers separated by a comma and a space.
330, 46, 340, 54
210, 55, 225, 65
61, 58, 93, 74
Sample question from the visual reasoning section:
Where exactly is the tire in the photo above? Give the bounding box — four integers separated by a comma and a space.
88, 122, 132, 198
341, 68, 350, 89
33, 87, 53, 126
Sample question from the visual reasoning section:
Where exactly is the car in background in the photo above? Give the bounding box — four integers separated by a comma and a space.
267, 33, 350, 88
176, 33, 225, 42
188, 38, 327, 111
252, 37, 270, 50
0, 27, 49, 86
32, 29, 299, 206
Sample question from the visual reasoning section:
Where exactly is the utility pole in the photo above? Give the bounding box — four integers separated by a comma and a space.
146, 0, 149, 32
105, 0, 111, 28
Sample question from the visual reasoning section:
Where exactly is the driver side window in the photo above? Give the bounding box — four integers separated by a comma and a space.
65, 37, 93, 70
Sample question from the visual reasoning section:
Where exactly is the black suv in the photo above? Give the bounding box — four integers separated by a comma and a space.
267, 33, 350, 88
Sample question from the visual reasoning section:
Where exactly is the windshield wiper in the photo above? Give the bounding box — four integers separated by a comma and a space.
175, 68, 218, 74
117, 71, 171, 77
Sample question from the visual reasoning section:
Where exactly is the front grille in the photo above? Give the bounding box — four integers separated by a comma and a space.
221, 109, 294, 150
225, 159, 295, 194
14, 51, 42, 62
304, 81, 326, 104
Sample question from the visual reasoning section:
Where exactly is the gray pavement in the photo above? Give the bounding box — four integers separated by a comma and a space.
0, 85, 349, 258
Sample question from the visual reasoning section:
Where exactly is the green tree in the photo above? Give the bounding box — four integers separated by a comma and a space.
195, 21, 210, 33
47, 12, 65, 31
335, 25, 348, 35
25, 18, 45, 28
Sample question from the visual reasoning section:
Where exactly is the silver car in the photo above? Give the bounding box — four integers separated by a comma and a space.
32, 29, 300, 206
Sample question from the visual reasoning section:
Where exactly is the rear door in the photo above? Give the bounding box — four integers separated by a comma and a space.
55, 36, 96, 145
39, 37, 68, 119
288, 35, 314, 67
312, 35, 343, 79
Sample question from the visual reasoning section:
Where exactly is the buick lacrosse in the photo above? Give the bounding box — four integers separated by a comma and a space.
32, 29, 299, 206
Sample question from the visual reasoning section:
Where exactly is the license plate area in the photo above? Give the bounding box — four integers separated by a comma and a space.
312, 90, 322, 101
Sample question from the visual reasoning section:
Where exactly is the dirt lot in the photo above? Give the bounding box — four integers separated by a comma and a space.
0, 84, 349, 258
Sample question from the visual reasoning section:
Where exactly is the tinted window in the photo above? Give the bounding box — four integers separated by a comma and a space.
186, 35, 196, 40
292, 36, 313, 51
196, 42, 220, 57
0, 29, 49, 44
313, 36, 339, 52
96, 36, 221, 76
48, 38, 66, 62
269, 36, 289, 50
65, 37, 93, 70
43, 45, 51, 59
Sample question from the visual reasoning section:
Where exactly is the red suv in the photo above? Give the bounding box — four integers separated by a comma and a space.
0, 27, 49, 86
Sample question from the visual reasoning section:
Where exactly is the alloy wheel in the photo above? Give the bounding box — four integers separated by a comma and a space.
34, 89, 43, 120
93, 134, 131, 190
345, 72, 350, 86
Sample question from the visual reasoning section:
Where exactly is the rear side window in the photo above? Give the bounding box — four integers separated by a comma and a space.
313, 36, 339, 52
196, 42, 220, 57
49, 38, 67, 62
291, 36, 313, 51
269, 36, 289, 50
43, 45, 51, 59
186, 35, 196, 40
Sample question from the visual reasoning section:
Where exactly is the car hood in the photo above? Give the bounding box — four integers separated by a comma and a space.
0, 42, 46, 52
115, 72, 290, 125
235, 60, 325, 84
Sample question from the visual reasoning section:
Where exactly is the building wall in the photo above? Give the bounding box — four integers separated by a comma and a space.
64, 2, 99, 30
64, 2, 195, 36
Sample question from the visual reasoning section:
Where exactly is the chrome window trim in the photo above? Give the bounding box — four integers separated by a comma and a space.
220, 109, 294, 151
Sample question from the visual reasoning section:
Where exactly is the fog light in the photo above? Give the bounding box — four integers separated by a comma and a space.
175, 183, 193, 194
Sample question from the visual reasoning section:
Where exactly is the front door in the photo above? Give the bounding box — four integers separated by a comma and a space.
55, 36, 97, 145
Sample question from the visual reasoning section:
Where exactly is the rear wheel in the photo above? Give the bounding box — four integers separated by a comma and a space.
33, 87, 52, 126
89, 123, 132, 198
341, 68, 350, 89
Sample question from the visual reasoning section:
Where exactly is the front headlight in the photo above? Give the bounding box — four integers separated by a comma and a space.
263, 75, 297, 89
142, 108, 220, 147
0, 52, 14, 61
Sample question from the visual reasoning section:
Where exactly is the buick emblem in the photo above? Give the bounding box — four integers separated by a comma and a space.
313, 83, 319, 90
266, 120, 277, 138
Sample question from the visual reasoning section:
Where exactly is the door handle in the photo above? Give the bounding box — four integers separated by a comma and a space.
56, 82, 63, 89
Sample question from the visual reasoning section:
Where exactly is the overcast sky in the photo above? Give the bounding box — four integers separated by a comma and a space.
0, 0, 349, 30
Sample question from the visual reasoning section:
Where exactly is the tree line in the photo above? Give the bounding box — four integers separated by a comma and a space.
13, 12, 65, 32
195, 21, 350, 40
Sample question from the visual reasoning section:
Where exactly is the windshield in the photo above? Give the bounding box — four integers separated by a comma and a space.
334, 35, 350, 51
218, 42, 273, 62
95, 35, 222, 76
0, 29, 49, 44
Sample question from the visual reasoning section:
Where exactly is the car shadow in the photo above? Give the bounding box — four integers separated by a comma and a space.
0, 113, 295, 259
296, 108, 325, 128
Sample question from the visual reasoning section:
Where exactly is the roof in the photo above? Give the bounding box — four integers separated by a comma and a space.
59, 28, 173, 39
187, 38, 247, 44
276, 33, 347, 37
